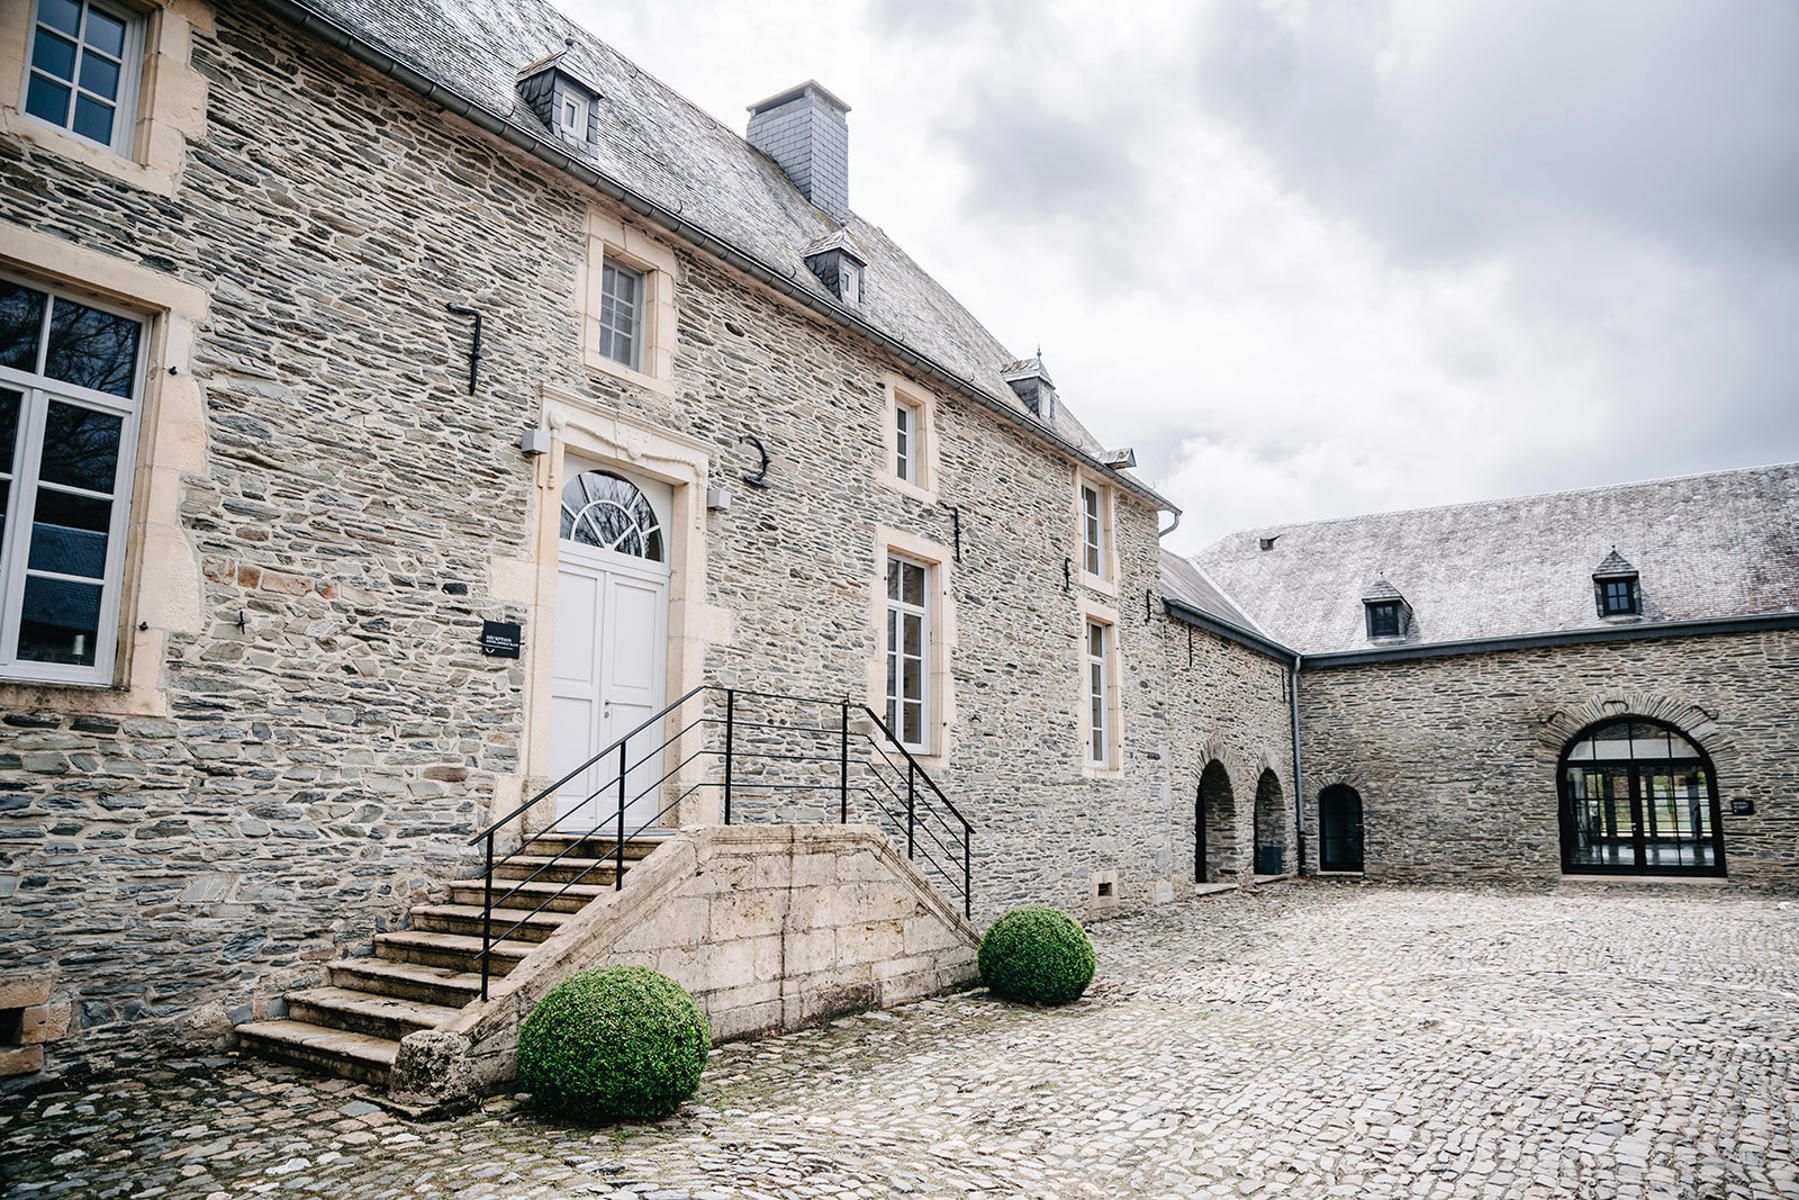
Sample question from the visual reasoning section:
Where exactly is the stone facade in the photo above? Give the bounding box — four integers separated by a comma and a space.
0, 0, 1289, 1080
1296, 628, 1799, 888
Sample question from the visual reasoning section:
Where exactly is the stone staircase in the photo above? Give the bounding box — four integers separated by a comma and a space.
235, 833, 668, 1087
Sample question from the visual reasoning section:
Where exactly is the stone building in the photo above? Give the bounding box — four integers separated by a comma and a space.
0, 0, 1790, 1097
0, 0, 1295, 1090
1192, 464, 1799, 889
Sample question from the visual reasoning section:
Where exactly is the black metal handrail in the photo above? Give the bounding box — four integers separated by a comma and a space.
463, 685, 975, 998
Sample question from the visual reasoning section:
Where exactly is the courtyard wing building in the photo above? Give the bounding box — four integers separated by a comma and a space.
1193, 464, 1799, 886
0, 0, 1793, 1094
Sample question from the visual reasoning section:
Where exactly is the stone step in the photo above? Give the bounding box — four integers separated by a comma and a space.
236, 1019, 398, 1087
410, 903, 569, 943
525, 831, 671, 861
285, 986, 461, 1042
446, 879, 612, 913
374, 929, 533, 975
326, 958, 486, 1008
492, 855, 626, 885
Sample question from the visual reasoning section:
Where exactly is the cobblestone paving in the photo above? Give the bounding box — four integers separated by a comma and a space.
5, 884, 1797, 1199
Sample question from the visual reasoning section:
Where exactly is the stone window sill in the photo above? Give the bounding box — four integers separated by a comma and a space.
585, 353, 674, 397
876, 471, 936, 504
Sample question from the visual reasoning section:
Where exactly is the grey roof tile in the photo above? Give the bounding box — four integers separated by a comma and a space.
1194, 462, 1799, 654
1159, 550, 1263, 635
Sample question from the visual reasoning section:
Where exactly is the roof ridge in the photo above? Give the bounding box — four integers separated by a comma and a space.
1220, 459, 1799, 542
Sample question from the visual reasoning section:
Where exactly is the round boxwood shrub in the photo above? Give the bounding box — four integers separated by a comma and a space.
516, 965, 710, 1121
978, 905, 1096, 1005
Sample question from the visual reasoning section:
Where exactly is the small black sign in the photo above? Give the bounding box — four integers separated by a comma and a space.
481, 620, 523, 659
1731, 798, 1754, 816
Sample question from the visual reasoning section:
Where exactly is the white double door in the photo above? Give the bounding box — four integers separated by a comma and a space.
549, 547, 669, 833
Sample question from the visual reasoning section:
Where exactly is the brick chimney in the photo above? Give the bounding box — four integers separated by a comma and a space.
748, 81, 851, 223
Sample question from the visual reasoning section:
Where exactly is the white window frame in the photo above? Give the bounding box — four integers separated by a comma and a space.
838, 259, 862, 307
894, 394, 918, 484
1081, 484, 1103, 575
878, 373, 937, 502
581, 211, 677, 394
1073, 470, 1119, 593
20, 0, 145, 158
0, 275, 146, 686
557, 90, 588, 141
1084, 618, 1110, 767
597, 256, 644, 372
884, 551, 931, 753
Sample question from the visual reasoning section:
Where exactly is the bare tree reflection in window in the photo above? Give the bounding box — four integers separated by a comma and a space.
558, 470, 664, 560
44, 298, 140, 398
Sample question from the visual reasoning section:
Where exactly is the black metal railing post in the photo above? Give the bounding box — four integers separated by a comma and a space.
723, 689, 735, 824
964, 826, 972, 920
614, 739, 627, 891
906, 758, 916, 860
480, 831, 495, 1000
839, 700, 850, 824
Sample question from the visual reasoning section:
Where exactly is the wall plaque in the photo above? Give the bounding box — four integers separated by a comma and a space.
1731, 798, 1754, 816
481, 620, 523, 659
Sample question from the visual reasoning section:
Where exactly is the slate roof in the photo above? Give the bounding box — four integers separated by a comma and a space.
1159, 551, 1263, 636
278, 0, 1127, 466
1193, 463, 1799, 655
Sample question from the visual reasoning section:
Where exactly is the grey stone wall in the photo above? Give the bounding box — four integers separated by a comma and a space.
0, 0, 1288, 1077
1152, 621, 1299, 889
1296, 628, 1799, 888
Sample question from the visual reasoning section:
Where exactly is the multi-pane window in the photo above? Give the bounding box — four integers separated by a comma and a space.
1365, 600, 1402, 638
1080, 483, 1104, 577
597, 259, 643, 370
839, 260, 862, 308
0, 278, 144, 683
884, 554, 929, 750
24, 0, 142, 154
894, 398, 916, 484
1085, 619, 1111, 766
1599, 577, 1639, 616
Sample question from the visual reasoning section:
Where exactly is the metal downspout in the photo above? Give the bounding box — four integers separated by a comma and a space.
1289, 654, 1306, 877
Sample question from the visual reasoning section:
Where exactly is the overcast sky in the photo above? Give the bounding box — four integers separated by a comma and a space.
560, 0, 1798, 551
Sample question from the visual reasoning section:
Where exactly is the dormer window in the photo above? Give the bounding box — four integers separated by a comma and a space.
1593, 549, 1640, 617
1362, 577, 1410, 640
1366, 601, 1402, 638
1002, 357, 1057, 421
517, 55, 599, 148
802, 233, 866, 308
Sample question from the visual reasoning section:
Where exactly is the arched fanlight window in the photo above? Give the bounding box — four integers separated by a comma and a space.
560, 470, 664, 560
1563, 718, 1701, 763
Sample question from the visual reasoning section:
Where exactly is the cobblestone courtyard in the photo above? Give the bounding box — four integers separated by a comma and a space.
4, 884, 1796, 1199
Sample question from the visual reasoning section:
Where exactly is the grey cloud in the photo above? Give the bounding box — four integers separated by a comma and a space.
1196, 0, 1799, 264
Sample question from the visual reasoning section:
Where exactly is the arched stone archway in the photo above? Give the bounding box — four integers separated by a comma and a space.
1196, 760, 1239, 883
1252, 769, 1287, 876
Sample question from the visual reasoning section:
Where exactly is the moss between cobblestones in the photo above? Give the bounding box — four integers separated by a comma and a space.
978, 906, 1096, 1005
517, 966, 710, 1121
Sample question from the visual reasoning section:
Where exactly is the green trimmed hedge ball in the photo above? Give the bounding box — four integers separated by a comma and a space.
977, 905, 1096, 1005
516, 965, 710, 1120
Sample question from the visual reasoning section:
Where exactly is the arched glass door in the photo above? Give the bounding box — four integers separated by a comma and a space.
1559, 718, 1724, 876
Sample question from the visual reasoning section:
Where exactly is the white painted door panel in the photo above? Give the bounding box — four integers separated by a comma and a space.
550, 555, 667, 832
